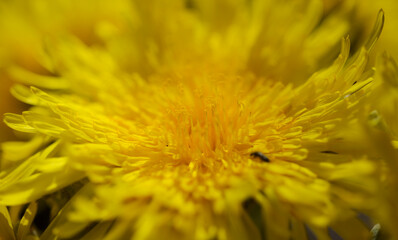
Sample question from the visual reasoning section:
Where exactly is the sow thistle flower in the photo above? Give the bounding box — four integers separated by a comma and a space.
0, 0, 396, 239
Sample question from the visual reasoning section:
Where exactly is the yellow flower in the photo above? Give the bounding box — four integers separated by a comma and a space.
0, 0, 395, 239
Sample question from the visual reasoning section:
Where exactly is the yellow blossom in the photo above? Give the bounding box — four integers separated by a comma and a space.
0, 1, 396, 240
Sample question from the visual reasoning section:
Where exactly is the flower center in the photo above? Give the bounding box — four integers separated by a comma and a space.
156, 72, 259, 174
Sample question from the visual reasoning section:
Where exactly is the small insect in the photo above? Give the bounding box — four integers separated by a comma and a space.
250, 152, 270, 162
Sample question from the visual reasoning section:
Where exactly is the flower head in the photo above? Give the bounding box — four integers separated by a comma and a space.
0, 1, 396, 239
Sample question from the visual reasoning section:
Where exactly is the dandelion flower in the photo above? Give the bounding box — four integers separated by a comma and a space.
0, 1, 394, 239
